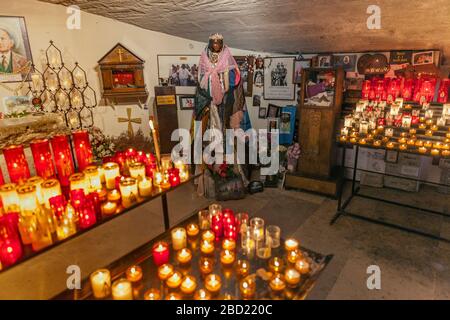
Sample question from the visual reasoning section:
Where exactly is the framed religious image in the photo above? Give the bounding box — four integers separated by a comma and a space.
266, 103, 281, 118
412, 51, 434, 66
263, 56, 295, 100
234, 55, 254, 97
316, 54, 333, 68
279, 105, 296, 145
252, 94, 261, 107
293, 59, 311, 84
0, 16, 33, 83
157, 55, 200, 87
178, 94, 195, 110
258, 106, 267, 119
267, 117, 279, 133
333, 54, 357, 72
254, 55, 264, 88
385, 150, 399, 163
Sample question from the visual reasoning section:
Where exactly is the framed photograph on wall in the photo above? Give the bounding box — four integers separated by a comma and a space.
279, 105, 296, 145
157, 54, 200, 88
263, 56, 295, 100
412, 51, 434, 66
234, 55, 254, 97
333, 54, 357, 72
293, 59, 311, 84
0, 16, 33, 83
177, 94, 195, 110
266, 103, 281, 118
258, 107, 267, 119
316, 54, 333, 68
267, 117, 279, 133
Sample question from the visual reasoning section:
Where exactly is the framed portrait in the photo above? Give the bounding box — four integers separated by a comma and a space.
316, 54, 333, 68
293, 59, 311, 84
266, 103, 281, 118
258, 107, 267, 119
333, 54, 357, 72
263, 56, 295, 100
157, 55, 200, 90
234, 55, 254, 97
385, 150, 399, 163
254, 55, 264, 88
0, 16, 33, 83
252, 94, 261, 107
266, 117, 279, 133
177, 94, 195, 110
412, 51, 434, 66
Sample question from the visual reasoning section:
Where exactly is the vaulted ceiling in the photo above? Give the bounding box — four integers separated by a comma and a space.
42, 0, 450, 61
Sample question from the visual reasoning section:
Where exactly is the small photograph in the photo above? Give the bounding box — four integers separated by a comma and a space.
293, 59, 311, 84
266, 103, 281, 118
412, 51, 434, 66
255, 55, 264, 69
270, 61, 289, 87
280, 111, 291, 134
258, 106, 267, 119
254, 69, 264, 87
333, 54, 357, 72
267, 117, 279, 132
253, 94, 261, 107
157, 55, 200, 87
2, 95, 31, 114
178, 95, 195, 110
317, 54, 333, 68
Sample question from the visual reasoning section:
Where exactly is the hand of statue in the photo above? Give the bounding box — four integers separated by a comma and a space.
230, 110, 244, 129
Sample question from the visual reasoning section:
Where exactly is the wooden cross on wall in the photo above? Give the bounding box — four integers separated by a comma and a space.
117, 107, 142, 138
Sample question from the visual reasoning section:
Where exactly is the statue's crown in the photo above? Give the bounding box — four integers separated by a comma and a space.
209, 33, 223, 41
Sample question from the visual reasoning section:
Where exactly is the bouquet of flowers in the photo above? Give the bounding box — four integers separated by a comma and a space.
90, 126, 116, 160
207, 162, 238, 180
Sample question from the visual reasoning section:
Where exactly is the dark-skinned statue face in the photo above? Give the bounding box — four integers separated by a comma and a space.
209, 39, 223, 53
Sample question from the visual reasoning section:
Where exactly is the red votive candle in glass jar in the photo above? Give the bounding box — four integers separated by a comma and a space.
168, 168, 180, 187
114, 151, 126, 174
87, 192, 102, 221
72, 130, 93, 171
0, 166, 4, 186
222, 209, 235, 228
78, 198, 97, 229
49, 195, 66, 219
30, 139, 55, 179
70, 189, 85, 210
3, 145, 30, 184
152, 241, 170, 266
211, 214, 223, 239
224, 224, 237, 241
0, 213, 23, 267
51, 134, 75, 188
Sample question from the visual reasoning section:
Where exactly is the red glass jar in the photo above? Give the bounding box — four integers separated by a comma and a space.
78, 198, 97, 229
211, 211, 223, 239
114, 151, 127, 174
3, 145, 30, 184
49, 195, 67, 219
51, 134, 75, 187
168, 168, 180, 187
72, 130, 93, 171
152, 241, 170, 266
0, 166, 4, 186
30, 139, 56, 179
70, 189, 85, 210
0, 213, 22, 267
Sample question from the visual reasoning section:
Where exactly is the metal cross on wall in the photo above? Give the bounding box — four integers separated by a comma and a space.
117, 107, 142, 138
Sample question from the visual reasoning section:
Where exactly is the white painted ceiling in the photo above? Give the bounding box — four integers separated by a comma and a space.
42, 0, 450, 60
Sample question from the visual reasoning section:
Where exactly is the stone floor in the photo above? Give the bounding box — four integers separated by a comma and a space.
212, 183, 450, 300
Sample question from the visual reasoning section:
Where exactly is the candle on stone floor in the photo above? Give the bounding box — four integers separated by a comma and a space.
239, 276, 256, 299
268, 257, 285, 273
194, 289, 211, 300
166, 270, 182, 289
199, 257, 214, 274
284, 238, 299, 252
176, 248, 192, 264
186, 223, 199, 237
431, 149, 440, 156
180, 275, 197, 295
222, 238, 236, 250
220, 249, 235, 266
285, 268, 301, 287
200, 239, 215, 255
152, 241, 169, 266
125, 265, 143, 283
157, 263, 174, 281
204, 274, 222, 294
287, 249, 301, 264
236, 259, 250, 278
111, 279, 133, 300
90, 269, 111, 299
269, 274, 286, 293
144, 288, 161, 300
295, 258, 310, 274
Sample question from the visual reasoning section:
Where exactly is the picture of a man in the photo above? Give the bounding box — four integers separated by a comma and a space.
0, 28, 28, 74
178, 64, 192, 86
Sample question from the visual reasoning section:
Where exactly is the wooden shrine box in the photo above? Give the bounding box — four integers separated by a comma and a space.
285, 67, 345, 197
98, 43, 148, 103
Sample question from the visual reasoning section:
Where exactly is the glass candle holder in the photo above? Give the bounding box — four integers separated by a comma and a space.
90, 269, 111, 299
30, 139, 55, 179
129, 162, 146, 180
200, 239, 215, 255
26, 177, 44, 205
256, 237, 272, 259
125, 265, 143, 283
161, 156, 172, 172
107, 189, 121, 203
69, 173, 88, 195
138, 177, 152, 197
171, 227, 187, 250
83, 166, 102, 193
202, 230, 215, 242
0, 183, 19, 213
250, 217, 264, 241
42, 179, 62, 209
119, 177, 139, 208
236, 259, 250, 278
266, 225, 281, 248
198, 210, 211, 230
222, 238, 236, 251
180, 275, 197, 295
295, 258, 311, 275
269, 274, 286, 293
220, 249, 236, 266
268, 257, 285, 273
204, 274, 222, 294
101, 201, 117, 216
235, 212, 249, 233
51, 135, 75, 188
72, 130, 93, 171
176, 248, 192, 264
166, 270, 182, 289
103, 162, 120, 190
0, 213, 22, 266
287, 249, 301, 264
157, 263, 174, 281
152, 241, 170, 266
3, 145, 30, 184
209, 203, 222, 217
168, 168, 180, 187
144, 288, 161, 300
111, 279, 133, 300
194, 289, 211, 300
199, 257, 214, 274
285, 268, 301, 287
239, 276, 256, 299
241, 230, 255, 258
186, 223, 200, 237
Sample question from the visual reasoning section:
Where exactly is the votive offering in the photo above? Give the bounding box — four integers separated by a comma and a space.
111, 279, 133, 300
90, 269, 111, 299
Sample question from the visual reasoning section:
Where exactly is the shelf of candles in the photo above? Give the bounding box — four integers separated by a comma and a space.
0, 135, 194, 272
56, 205, 333, 300
338, 99, 450, 158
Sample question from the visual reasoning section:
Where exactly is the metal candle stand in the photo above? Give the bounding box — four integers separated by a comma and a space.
330, 144, 450, 243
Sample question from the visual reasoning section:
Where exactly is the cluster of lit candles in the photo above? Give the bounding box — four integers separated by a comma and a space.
339, 99, 450, 157
89, 204, 311, 300
0, 129, 190, 269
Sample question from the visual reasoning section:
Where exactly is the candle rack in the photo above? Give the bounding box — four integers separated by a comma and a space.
25, 41, 97, 130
